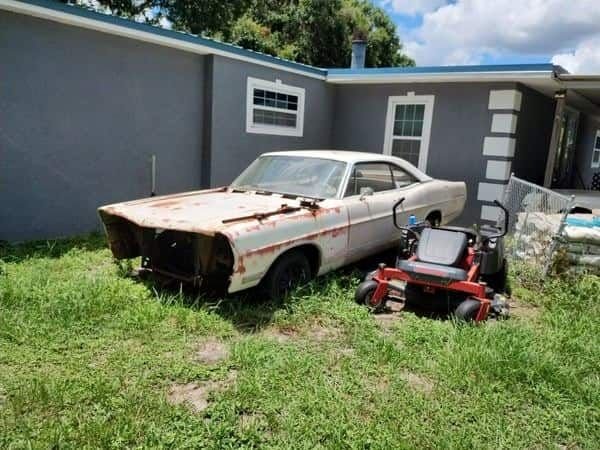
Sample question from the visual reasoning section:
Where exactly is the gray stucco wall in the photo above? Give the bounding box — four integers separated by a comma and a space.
574, 113, 600, 188
332, 82, 519, 225
208, 56, 335, 186
0, 11, 206, 241
513, 84, 555, 185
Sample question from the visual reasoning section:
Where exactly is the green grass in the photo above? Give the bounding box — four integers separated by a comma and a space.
1, 234, 599, 449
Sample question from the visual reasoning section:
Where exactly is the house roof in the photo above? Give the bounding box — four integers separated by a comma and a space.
327, 64, 567, 84
1, 0, 327, 79
2, 0, 570, 83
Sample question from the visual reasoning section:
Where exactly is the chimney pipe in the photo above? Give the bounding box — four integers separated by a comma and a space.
351, 39, 367, 69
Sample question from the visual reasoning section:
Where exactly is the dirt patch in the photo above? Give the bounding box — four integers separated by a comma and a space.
400, 371, 434, 395
167, 371, 237, 413
262, 326, 298, 343
373, 312, 401, 333
509, 299, 541, 320
307, 324, 341, 342
194, 340, 229, 365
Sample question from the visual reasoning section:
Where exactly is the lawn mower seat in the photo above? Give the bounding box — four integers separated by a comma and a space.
416, 228, 467, 266
397, 228, 469, 281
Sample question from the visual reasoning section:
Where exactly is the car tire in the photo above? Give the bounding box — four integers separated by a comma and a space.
425, 213, 441, 227
454, 298, 482, 322
260, 250, 312, 300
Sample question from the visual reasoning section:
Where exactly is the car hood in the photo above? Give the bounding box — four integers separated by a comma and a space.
98, 188, 308, 235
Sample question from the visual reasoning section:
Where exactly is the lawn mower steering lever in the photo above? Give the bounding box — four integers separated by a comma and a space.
392, 197, 406, 230
482, 200, 509, 243
392, 197, 422, 240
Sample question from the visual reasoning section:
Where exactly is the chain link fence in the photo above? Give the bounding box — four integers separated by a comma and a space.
499, 174, 575, 273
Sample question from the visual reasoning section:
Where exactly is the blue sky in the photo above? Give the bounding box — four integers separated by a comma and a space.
378, 0, 600, 73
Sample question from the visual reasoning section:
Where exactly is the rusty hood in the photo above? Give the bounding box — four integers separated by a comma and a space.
98, 188, 307, 234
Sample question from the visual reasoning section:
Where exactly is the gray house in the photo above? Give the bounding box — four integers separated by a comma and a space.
2, 0, 600, 241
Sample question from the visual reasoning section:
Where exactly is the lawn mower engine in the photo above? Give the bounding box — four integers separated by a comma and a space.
356, 199, 510, 322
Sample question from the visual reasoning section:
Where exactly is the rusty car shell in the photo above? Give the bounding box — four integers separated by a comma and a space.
98, 151, 466, 294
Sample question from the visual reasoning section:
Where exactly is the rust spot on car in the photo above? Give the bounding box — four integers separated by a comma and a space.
234, 256, 246, 274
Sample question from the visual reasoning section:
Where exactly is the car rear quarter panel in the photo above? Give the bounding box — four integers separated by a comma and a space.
222, 201, 349, 292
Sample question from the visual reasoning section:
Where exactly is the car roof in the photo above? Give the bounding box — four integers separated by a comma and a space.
260, 150, 433, 180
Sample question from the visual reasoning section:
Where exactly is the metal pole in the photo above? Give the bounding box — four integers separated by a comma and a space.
543, 90, 566, 187
151, 154, 156, 197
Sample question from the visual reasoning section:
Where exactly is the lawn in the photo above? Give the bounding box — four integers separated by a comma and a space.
1, 234, 599, 449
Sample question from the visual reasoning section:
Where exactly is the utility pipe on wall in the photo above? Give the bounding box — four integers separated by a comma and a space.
151, 154, 156, 196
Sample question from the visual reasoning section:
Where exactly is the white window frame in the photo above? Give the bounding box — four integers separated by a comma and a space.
382, 93, 435, 172
246, 77, 305, 137
591, 129, 600, 169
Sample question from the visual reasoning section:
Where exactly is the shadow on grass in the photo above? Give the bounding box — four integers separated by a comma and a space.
0, 232, 108, 263
142, 249, 400, 333
2, 232, 402, 332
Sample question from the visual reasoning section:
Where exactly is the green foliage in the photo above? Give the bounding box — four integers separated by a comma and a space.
68, 0, 414, 68
1, 235, 598, 448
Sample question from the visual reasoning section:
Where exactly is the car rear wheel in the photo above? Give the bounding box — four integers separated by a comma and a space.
260, 250, 312, 300
425, 212, 441, 227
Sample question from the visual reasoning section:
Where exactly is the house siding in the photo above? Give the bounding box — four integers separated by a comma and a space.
207, 56, 335, 187
331, 82, 519, 224
0, 11, 206, 241
574, 114, 600, 188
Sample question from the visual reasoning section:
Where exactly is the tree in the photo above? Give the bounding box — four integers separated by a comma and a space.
68, 0, 414, 68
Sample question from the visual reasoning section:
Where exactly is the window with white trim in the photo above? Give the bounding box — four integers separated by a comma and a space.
592, 130, 600, 169
246, 77, 305, 137
382, 94, 435, 171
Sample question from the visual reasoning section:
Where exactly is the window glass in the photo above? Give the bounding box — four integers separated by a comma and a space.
344, 163, 395, 197
391, 139, 421, 167
391, 166, 418, 188
394, 104, 425, 137
232, 156, 346, 199
247, 77, 304, 136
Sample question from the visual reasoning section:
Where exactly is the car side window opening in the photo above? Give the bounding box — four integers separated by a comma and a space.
391, 165, 418, 188
344, 163, 395, 197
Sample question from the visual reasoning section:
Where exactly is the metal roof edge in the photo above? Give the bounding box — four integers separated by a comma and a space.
1, 0, 327, 79
326, 63, 560, 76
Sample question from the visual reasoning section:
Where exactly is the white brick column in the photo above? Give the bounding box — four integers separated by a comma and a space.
478, 89, 521, 221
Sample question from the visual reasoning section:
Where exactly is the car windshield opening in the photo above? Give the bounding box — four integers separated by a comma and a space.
232, 155, 347, 199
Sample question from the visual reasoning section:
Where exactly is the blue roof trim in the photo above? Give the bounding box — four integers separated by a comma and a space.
19, 0, 327, 77
327, 63, 565, 76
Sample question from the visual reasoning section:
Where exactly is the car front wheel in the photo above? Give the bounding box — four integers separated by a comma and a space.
260, 250, 312, 300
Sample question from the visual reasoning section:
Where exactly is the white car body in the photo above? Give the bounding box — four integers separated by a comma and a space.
98, 150, 466, 293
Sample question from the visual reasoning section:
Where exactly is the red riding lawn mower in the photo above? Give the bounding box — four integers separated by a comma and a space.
355, 199, 510, 322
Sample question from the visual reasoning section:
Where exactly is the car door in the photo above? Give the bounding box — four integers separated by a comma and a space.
344, 162, 423, 261
343, 162, 399, 260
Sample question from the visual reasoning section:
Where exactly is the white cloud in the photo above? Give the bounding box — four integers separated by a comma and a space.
552, 36, 600, 74
400, 0, 600, 73
381, 0, 447, 16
